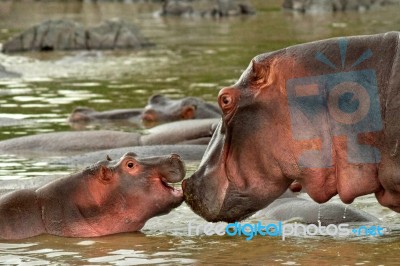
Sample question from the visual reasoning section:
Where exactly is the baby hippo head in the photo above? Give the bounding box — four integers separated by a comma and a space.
76, 152, 186, 235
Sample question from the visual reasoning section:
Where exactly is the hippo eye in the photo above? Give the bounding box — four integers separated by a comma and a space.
218, 88, 239, 122
127, 162, 135, 168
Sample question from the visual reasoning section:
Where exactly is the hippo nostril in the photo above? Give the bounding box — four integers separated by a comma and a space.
141, 111, 156, 123
170, 153, 181, 161
222, 95, 231, 105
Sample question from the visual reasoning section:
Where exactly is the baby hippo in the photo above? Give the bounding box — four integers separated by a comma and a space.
0, 152, 185, 240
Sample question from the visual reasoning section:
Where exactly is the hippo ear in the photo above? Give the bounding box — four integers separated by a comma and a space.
180, 105, 196, 119
251, 59, 270, 89
149, 94, 167, 104
99, 165, 113, 184
124, 152, 137, 158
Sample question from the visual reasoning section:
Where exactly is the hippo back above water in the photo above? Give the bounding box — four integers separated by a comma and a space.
183, 32, 400, 222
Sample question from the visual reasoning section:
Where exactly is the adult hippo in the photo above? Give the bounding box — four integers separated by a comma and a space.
0, 152, 185, 239
183, 32, 400, 222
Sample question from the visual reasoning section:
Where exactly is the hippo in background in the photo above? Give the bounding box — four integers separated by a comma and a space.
68, 107, 143, 123
68, 94, 221, 128
0, 152, 185, 240
0, 119, 219, 156
141, 94, 221, 127
183, 32, 400, 222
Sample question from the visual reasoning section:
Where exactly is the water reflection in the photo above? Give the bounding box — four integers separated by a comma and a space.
0, 154, 69, 181
2, 222, 400, 265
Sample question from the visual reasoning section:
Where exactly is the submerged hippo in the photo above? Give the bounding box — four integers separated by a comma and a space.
68, 94, 221, 128
0, 152, 185, 239
260, 190, 379, 225
142, 94, 221, 127
183, 32, 400, 222
0, 119, 219, 156
68, 107, 143, 123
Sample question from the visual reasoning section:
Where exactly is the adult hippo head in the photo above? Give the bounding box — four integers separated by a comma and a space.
141, 94, 221, 127
183, 32, 400, 222
0, 152, 186, 239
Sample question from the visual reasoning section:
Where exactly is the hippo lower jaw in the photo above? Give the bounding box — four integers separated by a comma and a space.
183, 177, 285, 222
148, 153, 186, 216
153, 178, 184, 217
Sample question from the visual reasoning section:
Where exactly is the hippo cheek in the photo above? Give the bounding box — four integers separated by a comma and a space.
216, 186, 269, 222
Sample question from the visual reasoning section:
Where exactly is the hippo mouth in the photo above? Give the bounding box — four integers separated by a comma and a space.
150, 153, 186, 201
160, 177, 183, 198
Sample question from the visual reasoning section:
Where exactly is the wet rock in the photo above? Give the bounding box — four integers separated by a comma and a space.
3, 20, 85, 53
86, 19, 151, 50
160, 0, 255, 17
282, 0, 400, 13
161, 0, 194, 15
2, 18, 152, 53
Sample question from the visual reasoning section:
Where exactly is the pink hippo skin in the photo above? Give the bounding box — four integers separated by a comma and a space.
183, 32, 400, 222
0, 152, 185, 239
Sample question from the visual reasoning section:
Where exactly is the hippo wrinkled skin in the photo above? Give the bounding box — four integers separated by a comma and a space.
0, 152, 185, 239
183, 32, 400, 222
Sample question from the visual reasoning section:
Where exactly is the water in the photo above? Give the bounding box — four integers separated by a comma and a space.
1, 0, 400, 264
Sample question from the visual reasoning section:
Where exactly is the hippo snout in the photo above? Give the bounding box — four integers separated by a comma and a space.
158, 153, 186, 183
141, 109, 157, 123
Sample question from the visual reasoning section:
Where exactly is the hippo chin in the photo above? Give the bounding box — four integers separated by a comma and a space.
0, 152, 185, 239
183, 32, 400, 222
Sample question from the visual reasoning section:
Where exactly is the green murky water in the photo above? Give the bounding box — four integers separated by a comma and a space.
1, 0, 400, 265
